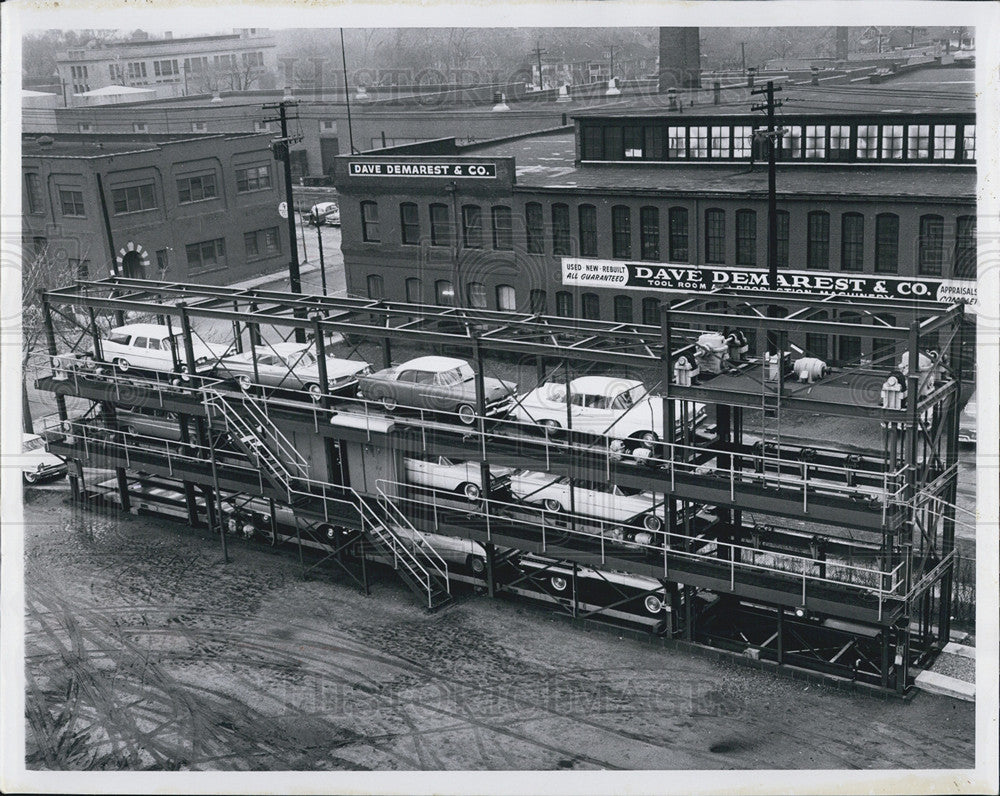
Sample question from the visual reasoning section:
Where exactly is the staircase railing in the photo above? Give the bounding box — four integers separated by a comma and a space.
375, 482, 451, 593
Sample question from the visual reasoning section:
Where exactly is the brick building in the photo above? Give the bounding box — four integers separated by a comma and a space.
22, 132, 289, 285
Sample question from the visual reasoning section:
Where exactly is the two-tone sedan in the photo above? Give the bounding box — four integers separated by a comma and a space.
404, 454, 513, 502
510, 470, 664, 541
358, 356, 515, 425
215, 342, 371, 399
510, 375, 706, 451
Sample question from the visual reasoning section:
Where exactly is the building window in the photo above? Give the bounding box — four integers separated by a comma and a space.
829, 125, 852, 161
856, 125, 878, 160
132, 122, 148, 133
461, 205, 482, 249
667, 207, 689, 262
918, 215, 944, 276
775, 210, 789, 269
667, 126, 685, 158
253, 121, 271, 133
961, 125, 975, 161
429, 203, 451, 247
881, 125, 904, 160
640, 206, 659, 261
954, 216, 976, 279
435, 280, 454, 306
127, 61, 147, 79
581, 293, 600, 320
366, 274, 384, 299
191, 122, 208, 133
77, 123, 93, 133
838, 313, 862, 364
242, 51, 264, 68
361, 201, 380, 243
321, 120, 337, 133
492, 205, 513, 250
467, 282, 487, 309
840, 213, 864, 272
874, 214, 898, 274
689, 126, 708, 158
58, 189, 85, 217
583, 126, 604, 159
735, 209, 757, 266
243, 227, 280, 259
644, 126, 664, 160
186, 237, 226, 273
805, 125, 826, 159
933, 125, 956, 160
579, 205, 598, 257
111, 183, 157, 214
155, 249, 168, 275
24, 173, 43, 213
614, 295, 633, 323
805, 333, 828, 361
235, 165, 271, 192
400, 202, 420, 245
642, 297, 660, 326
711, 126, 730, 158
405, 277, 421, 303
733, 125, 752, 158
497, 285, 516, 311
603, 126, 624, 159
705, 209, 725, 264
782, 126, 802, 159
908, 125, 931, 159
556, 291, 573, 317
807, 211, 830, 270
153, 59, 179, 77
552, 203, 571, 256
525, 202, 544, 254
623, 126, 643, 158
530, 289, 547, 314
611, 205, 631, 259
177, 172, 217, 203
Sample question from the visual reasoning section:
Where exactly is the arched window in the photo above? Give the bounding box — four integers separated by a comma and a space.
555, 291, 573, 318
461, 204, 482, 249
360, 200, 380, 242
775, 210, 789, 269
705, 208, 725, 263
496, 284, 516, 311
467, 282, 487, 309
552, 204, 571, 255
366, 274, 384, 300
668, 207, 688, 262
918, 214, 944, 275
429, 203, 451, 247
578, 204, 598, 257
954, 216, 976, 278
642, 297, 660, 326
581, 293, 600, 320
612, 205, 632, 258
525, 202, 544, 254
614, 295, 633, 323
492, 205, 513, 250
530, 289, 547, 314
840, 213, 864, 271
400, 202, 420, 245
435, 279, 455, 306
735, 209, 757, 266
874, 213, 898, 273
640, 206, 659, 261
807, 211, 830, 269
405, 277, 422, 303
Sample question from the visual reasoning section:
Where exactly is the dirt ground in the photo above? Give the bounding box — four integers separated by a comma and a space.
21, 486, 974, 772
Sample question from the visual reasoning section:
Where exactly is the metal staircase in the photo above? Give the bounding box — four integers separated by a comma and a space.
203, 388, 452, 609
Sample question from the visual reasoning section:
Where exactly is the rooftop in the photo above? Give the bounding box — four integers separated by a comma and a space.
22, 132, 259, 159
469, 132, 975, 200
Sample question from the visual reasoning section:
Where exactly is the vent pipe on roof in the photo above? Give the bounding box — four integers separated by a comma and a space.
37, 135, 54, 147
747, 66, 757, 89
556, 84, 571, 103
210, 91, 223, 103
713, 80, 721, 104
811, 66, 820, 86
492, 93, 510, 112
605, 77, 621, 96
667, 87, 678, 111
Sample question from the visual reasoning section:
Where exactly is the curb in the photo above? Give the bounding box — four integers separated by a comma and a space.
914, 669, 975, 702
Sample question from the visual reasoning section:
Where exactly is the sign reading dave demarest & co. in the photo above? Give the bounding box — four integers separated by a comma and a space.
561, 258, 978, 311
348, 162, 497, 178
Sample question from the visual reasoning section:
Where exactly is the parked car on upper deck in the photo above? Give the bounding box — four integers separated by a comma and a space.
214, 342, 371, 398
98, 323, 226, 379
358, 356, 515, 425
510, 376, 706, 450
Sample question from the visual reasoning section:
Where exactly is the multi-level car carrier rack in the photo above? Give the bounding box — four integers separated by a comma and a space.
34, 276, 966, 694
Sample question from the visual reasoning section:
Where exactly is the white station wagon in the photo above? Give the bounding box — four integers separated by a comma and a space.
511, 375, 705, 448
510, 470, 664, 537
100, 323, 226, 378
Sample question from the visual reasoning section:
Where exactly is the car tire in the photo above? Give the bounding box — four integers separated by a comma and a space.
124, 425, 138, 436
461, 482, 481, 502
643, 513, 663, 532
115, 357, 130, 372
381, 394, 397, 411
238, 375, 253, 391
467, 554, 487, 576
550, 575, 568, 592
543, 498, 563, 513
644, 594, 664, 614
457, 404, 476, 425
539, 419, 561, 432
23, 471, 39, 485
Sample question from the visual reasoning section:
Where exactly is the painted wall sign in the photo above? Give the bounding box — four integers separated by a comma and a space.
348, 161, 497, 178
561, 258, 978, 312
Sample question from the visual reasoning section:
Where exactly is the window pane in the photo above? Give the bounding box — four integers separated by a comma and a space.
525, 202, 544, 254
430, 203, 450, 247
908, 124, 930, 159
467, 282, 487, 308
954, 216, 976, 278
492, 206, 513, 250
874, 214, 898, 273
530, 289, 547, 314
642, 297, 660, 326
462, 205, 482, 249
497, 285, 516, 311
857, 125, 878, 159
829, 125, 852, 161
733, 126, 752, 158
624, 126, 643, 158
581, 293, 600, 320
435, 280, 454, 305
405, 278, 421, 302
669, 207, 689, 262
711, 126, 730, 158
667, 126, 685, 158
579, 205, 598, 257
962, 124, 975, 161
841, 213, 864, 271
361, 201, 380, 242
918, 215, 944, 275
367, 274, 384, 299
640, 206, 659, 261
556, 291, 573, 317
604, 126, 624, 159
807, 212, 829, 269
644, 126, 664, 160
612, 206, 631, 258
735, 209, 756, 266
552, 204, 571, 255
614, 295, 633, 323
782, 126, 802, 159
583, 126, 604, 159
705, 209, 725, 263
690, 126, 708, 158
400, 202, 420, 245
881, 125, 903, 160
776, 210, 789, 269
934, 125, 956, 160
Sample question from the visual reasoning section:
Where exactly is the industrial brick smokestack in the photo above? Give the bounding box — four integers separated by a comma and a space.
659, 27, 701, 91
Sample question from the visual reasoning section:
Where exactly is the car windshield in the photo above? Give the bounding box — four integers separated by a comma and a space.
437, 364, 474, 386
283, 350, 317, 368
23, 436, 44, 452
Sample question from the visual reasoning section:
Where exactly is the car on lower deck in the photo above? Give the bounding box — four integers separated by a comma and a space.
404, 454, 513, 502
21, 433, 68, 484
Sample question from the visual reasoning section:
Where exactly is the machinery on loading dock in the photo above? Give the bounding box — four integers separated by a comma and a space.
33, 276, 966, 693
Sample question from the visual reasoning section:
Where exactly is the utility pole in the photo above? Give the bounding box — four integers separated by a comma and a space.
751, 80, 783, 291
262, 98, 307, 342
535, 42, 546, 90
340, 28, 356, 154
741, 42, 747, 74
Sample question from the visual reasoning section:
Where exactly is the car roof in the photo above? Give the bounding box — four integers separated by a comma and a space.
569, 376, 644, 394
269, 342, 312, 355
399, 356, 469, 372
110, 323, 175, 337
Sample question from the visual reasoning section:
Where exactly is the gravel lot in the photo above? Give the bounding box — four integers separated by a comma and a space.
23, 486, 974, 772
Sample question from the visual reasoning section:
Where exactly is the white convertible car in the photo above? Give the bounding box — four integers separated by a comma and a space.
404, 454, 513, 502
509, 470, 664, 537
510, 376, 705, 448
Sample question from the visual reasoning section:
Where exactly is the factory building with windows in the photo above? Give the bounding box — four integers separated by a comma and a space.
333, 72, 976, 367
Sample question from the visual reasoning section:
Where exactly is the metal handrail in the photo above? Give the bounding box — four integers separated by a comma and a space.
374, 482, 450, 589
